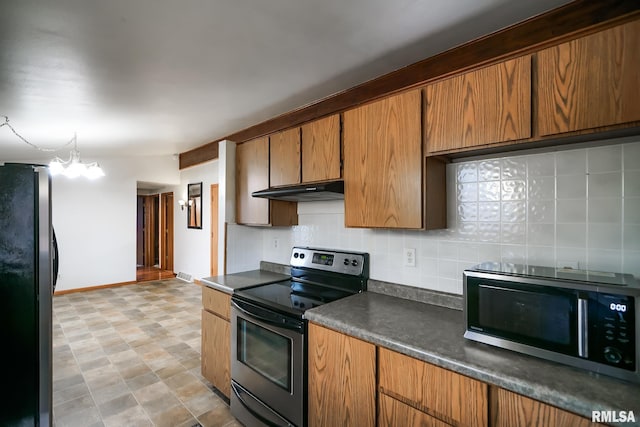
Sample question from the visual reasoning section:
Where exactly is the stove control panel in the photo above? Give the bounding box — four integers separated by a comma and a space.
290, 247, 367, 276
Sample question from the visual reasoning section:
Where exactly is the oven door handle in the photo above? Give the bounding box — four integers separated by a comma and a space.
231, 299, 303, 332
232, 382, 294, 427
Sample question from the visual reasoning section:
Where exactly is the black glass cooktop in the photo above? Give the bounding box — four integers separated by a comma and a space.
233, 280, 354, 318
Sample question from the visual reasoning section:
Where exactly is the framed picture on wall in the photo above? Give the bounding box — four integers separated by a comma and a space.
187, 182, 202, 229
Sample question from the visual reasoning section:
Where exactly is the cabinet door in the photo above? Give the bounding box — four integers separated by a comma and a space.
236, 137, 270, 225
425, 56, 531, 154
308, 323, 376, 427
379, 394, 450, 427
379, 347, 487, 427
270, 128, 301, 187
201, 310, 230, 398
344, 89, 423, 228
491, 387, 601, 427
537, 20, 640, 136
301, 114, 341, 183
202, 286, 230, 320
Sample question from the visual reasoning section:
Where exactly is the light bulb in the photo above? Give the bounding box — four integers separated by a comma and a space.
85, 164, 105, 179
49, 159, 65, 176
64, 161, 87, 178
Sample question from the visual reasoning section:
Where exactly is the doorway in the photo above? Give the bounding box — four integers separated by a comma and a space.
136, 192, 175, 282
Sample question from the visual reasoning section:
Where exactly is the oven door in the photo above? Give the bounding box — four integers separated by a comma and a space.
231, 298, 305, 426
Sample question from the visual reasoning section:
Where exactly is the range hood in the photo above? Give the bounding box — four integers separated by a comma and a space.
252, 180, 344, 202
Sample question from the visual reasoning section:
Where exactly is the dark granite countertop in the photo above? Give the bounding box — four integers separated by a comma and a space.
305, 292, 640, 425
200, 270, 289, 294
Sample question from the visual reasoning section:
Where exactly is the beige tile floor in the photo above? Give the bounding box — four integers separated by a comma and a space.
53, 279, 241, 427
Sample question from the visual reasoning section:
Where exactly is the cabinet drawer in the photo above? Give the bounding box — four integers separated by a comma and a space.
378, 348, 487, 427
202, 286, 230, 320
379, 393, 450, 427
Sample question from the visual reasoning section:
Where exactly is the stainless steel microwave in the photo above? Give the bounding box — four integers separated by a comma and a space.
464, 262, 639, 383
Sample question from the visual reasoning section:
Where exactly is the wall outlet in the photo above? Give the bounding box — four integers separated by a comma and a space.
404, 248, 416, 267
273, 238, 279, 249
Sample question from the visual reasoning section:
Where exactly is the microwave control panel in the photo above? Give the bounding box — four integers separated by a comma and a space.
593, 293, 635, 371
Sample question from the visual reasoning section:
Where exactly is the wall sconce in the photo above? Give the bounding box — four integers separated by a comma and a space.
178, 199, 194, 210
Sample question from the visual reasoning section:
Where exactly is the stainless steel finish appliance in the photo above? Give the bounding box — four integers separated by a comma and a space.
464, 262, 639, 383
231, 247, 369, 427
0, 163, 58, 425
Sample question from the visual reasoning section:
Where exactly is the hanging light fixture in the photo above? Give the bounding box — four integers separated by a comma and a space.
2, 116, 105, 179
49, 135, 105, 179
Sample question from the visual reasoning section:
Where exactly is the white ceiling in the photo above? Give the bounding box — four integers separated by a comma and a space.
1, 0, 570, 163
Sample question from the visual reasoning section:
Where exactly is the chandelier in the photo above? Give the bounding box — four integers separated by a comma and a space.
1, 115, 104, 179
49, 135, 105, 179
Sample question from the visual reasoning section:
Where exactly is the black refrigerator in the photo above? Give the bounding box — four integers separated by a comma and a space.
0, 163, 57, 426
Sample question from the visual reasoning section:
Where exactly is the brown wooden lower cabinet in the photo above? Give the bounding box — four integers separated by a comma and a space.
307, 323, 376, 427
379, 393, 450, 427
490, 387, 602, 427
201, 287, 231, 399
379, 347, 488, 427
308, 324, 604, 427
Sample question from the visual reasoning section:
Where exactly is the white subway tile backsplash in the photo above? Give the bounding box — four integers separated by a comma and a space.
527, 153, 556, 177
528, 177, 555, 200
588, 198, 621, 223
527, 223, 555, 246
478, 202, 501, 222
588, 145, 622, 173
457, 182, 478, 202
625, 198, 640, 224
501, 223, 526, 244
501, 157, 527, 180
243, 140, 640, 296
623, 142, 640, 170
624, 171, 640, 197
528, 200, 555, 223
478, 159, 501, 181
501, 201, 526, 223
588, 172, 622, 198
501, 180, 527, 200
556, 223, 587, 247
556, 199, 586, 223
457, 162, 478, 183
557, 175, 586, 199
556, 149, 586, 176
479, 181, 501, 201
623, 225, 640, 251
588, 224, 622, 250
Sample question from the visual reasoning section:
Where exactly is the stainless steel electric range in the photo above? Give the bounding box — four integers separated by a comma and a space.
230, 247, 369, 427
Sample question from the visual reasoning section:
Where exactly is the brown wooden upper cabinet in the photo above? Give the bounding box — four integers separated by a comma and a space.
270, 127, 301, 187
301, 114, 341, 183
236, 137, 297, 226
343, 89, 425, 229
425, 56, 532, 154
536, 20, 640, 136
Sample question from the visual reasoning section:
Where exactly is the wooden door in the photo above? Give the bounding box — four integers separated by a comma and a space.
537, 20, 640, 136
160, 192, 174, 272
210, 184, 218, 277
308, 323, 376, 427
236, 137, 270, 225
301, 114, 341, 183
142, 195, 159, 267
425, 56, 531, 153
270, 127, 301, 187
343, 89, 423, 228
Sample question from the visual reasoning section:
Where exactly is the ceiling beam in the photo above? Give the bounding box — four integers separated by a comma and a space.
180, 0, 640, 169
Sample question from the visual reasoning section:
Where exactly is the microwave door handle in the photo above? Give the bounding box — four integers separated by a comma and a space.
578, 298, 588, 358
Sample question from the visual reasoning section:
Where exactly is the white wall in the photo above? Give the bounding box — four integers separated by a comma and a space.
170, 160, 219, 280
230, 137, 640, 295
52, 155, 180, 291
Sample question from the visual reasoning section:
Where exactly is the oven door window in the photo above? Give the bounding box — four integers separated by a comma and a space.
237, 318, 292, 392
